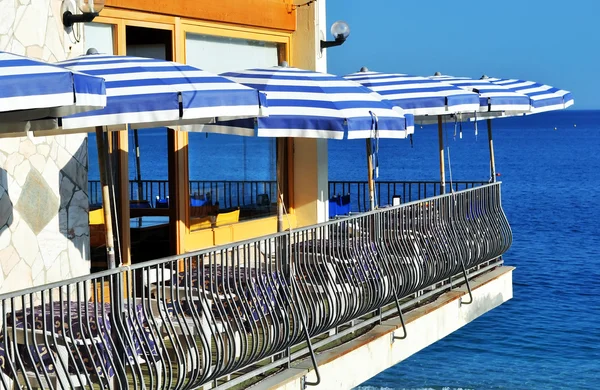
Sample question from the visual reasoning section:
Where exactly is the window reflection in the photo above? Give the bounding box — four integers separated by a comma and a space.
188, 133, 277, 231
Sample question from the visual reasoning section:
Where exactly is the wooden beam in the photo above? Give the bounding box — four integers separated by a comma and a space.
104, 0, 296, 31
115, 130, 131, 265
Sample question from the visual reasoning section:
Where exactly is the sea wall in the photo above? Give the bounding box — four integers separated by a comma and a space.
0, 0, 90, 294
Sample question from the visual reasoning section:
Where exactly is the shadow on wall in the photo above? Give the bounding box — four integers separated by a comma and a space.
0, 168, 13, 248
0, 136, 90, 294
57, 139, 90, 261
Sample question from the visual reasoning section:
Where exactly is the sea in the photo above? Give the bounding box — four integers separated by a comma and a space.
89, 110, 600, 390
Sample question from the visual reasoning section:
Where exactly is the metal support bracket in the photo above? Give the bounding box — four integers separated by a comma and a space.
300, 316, 321, 388
459, 260, 474, 305
391, 293, 408, 342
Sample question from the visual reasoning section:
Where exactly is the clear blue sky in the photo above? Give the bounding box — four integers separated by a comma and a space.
326, 0, 598, 109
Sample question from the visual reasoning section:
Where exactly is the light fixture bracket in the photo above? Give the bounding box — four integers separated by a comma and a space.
63, 10, 99, 28
320, 36, 347, 50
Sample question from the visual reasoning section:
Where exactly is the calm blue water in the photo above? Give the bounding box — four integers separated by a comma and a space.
89, 110, 600, 389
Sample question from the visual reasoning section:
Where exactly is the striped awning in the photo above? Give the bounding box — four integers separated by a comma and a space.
39, 54, 267, 133
0, 51, 106, 122
430, 74, 531, 114
483, 76, 574, 114
344, 70, 480, 118
202, 66, 411, 140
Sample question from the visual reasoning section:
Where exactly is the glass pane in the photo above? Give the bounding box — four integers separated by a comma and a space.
185, 33, 278, 73
188, 133, 277, 231
185, 33, 280, 233
84, 23, 114, 55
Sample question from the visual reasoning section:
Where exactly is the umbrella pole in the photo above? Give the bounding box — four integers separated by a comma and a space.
277, 138, 285, 232
366, 138, 376, 211
133, 129, 143, 200
487, 118, 497, 182
437, 116, 446, 194
95, 126, 117, 269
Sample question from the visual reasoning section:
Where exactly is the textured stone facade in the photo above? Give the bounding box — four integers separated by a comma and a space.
0, 0, 90, 294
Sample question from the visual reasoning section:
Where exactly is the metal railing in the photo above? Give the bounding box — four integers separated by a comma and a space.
329, 180, 488, 212
89, 180, 278, 209
1, 183, 511, 389
88, 179, 487, 211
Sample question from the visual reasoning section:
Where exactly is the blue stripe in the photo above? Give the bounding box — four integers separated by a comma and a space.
53, 54, 265, 126
344, 71, 481, 115
69, 93, 179, 118
204, 67, 409, 139
267, 99, 396, 110
0, 72, 73, 98
1, 50, 105, 115
183, 89, 267, 109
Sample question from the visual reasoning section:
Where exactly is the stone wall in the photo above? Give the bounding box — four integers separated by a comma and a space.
0, 0, 90, 294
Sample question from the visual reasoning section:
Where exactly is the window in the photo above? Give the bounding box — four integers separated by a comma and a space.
185, 33, 279, 231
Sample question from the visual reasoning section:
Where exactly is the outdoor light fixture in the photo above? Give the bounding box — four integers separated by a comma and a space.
63, 0, 105, 28
320, 21, 350, 50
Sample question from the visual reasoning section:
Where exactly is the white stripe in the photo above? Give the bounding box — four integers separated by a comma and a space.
0, 65, 67, 77
182, 105, 262, 120
529, 90, 569, 100
258, 128, 345, 139
265, 106, 404, 119
0, 92, 73, 113
61, 109, 180, 129
104, 82, 252, 97
227, 77, 367, 88
74, 93, 107, 108
226, 69, 334, 78
484, 103, 531, 112
186, 124, 256, 137
347, 129, 407, 139
263, 91, 400, 102
97, 70, 227, 82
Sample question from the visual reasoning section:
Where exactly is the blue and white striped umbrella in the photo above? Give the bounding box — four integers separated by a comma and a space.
202, 66, 411, 140
482, 76, 573, 114
344, 70, 480, 118
41, 54, 267, 132
430, 74, 531, 114
0, 51, 106, 121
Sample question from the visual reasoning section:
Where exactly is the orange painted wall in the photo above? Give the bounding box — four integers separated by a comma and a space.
104, 0, 296, 31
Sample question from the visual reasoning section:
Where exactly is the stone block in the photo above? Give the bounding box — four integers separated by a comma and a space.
15, 168, 59, 235
0, 0, 15, 35
0, 245, 19, 276
38, 222, 66, 268
1, 260, 32, 294
29, 153, 46, 173
36, 144, 50, 157
18, 138, 35, 158
4, 152, 24, 175
11, 217, 39, 264
0, 226, 11, 251
14, 0, 48, 47
13, 159, 30, 187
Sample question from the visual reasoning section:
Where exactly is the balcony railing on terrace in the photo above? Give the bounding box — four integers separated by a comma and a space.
0, 183, 511, 390
88, 179, 488, 212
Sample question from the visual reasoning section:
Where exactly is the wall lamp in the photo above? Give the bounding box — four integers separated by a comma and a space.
320, 21, 350, 51
63, 0, 105, 28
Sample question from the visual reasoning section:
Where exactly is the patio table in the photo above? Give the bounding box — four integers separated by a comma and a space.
0, 301, 158, 379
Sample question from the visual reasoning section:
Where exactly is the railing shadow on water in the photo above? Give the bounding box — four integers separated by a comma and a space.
0, 183, 511, 390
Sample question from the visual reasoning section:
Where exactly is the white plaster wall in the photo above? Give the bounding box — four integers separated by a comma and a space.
0, 0, 89, 294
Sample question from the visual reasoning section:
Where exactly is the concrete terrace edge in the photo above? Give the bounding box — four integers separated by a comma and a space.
252, 266, 515, 390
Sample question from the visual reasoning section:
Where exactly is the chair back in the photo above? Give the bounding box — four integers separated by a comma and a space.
215, 208, 240, 226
